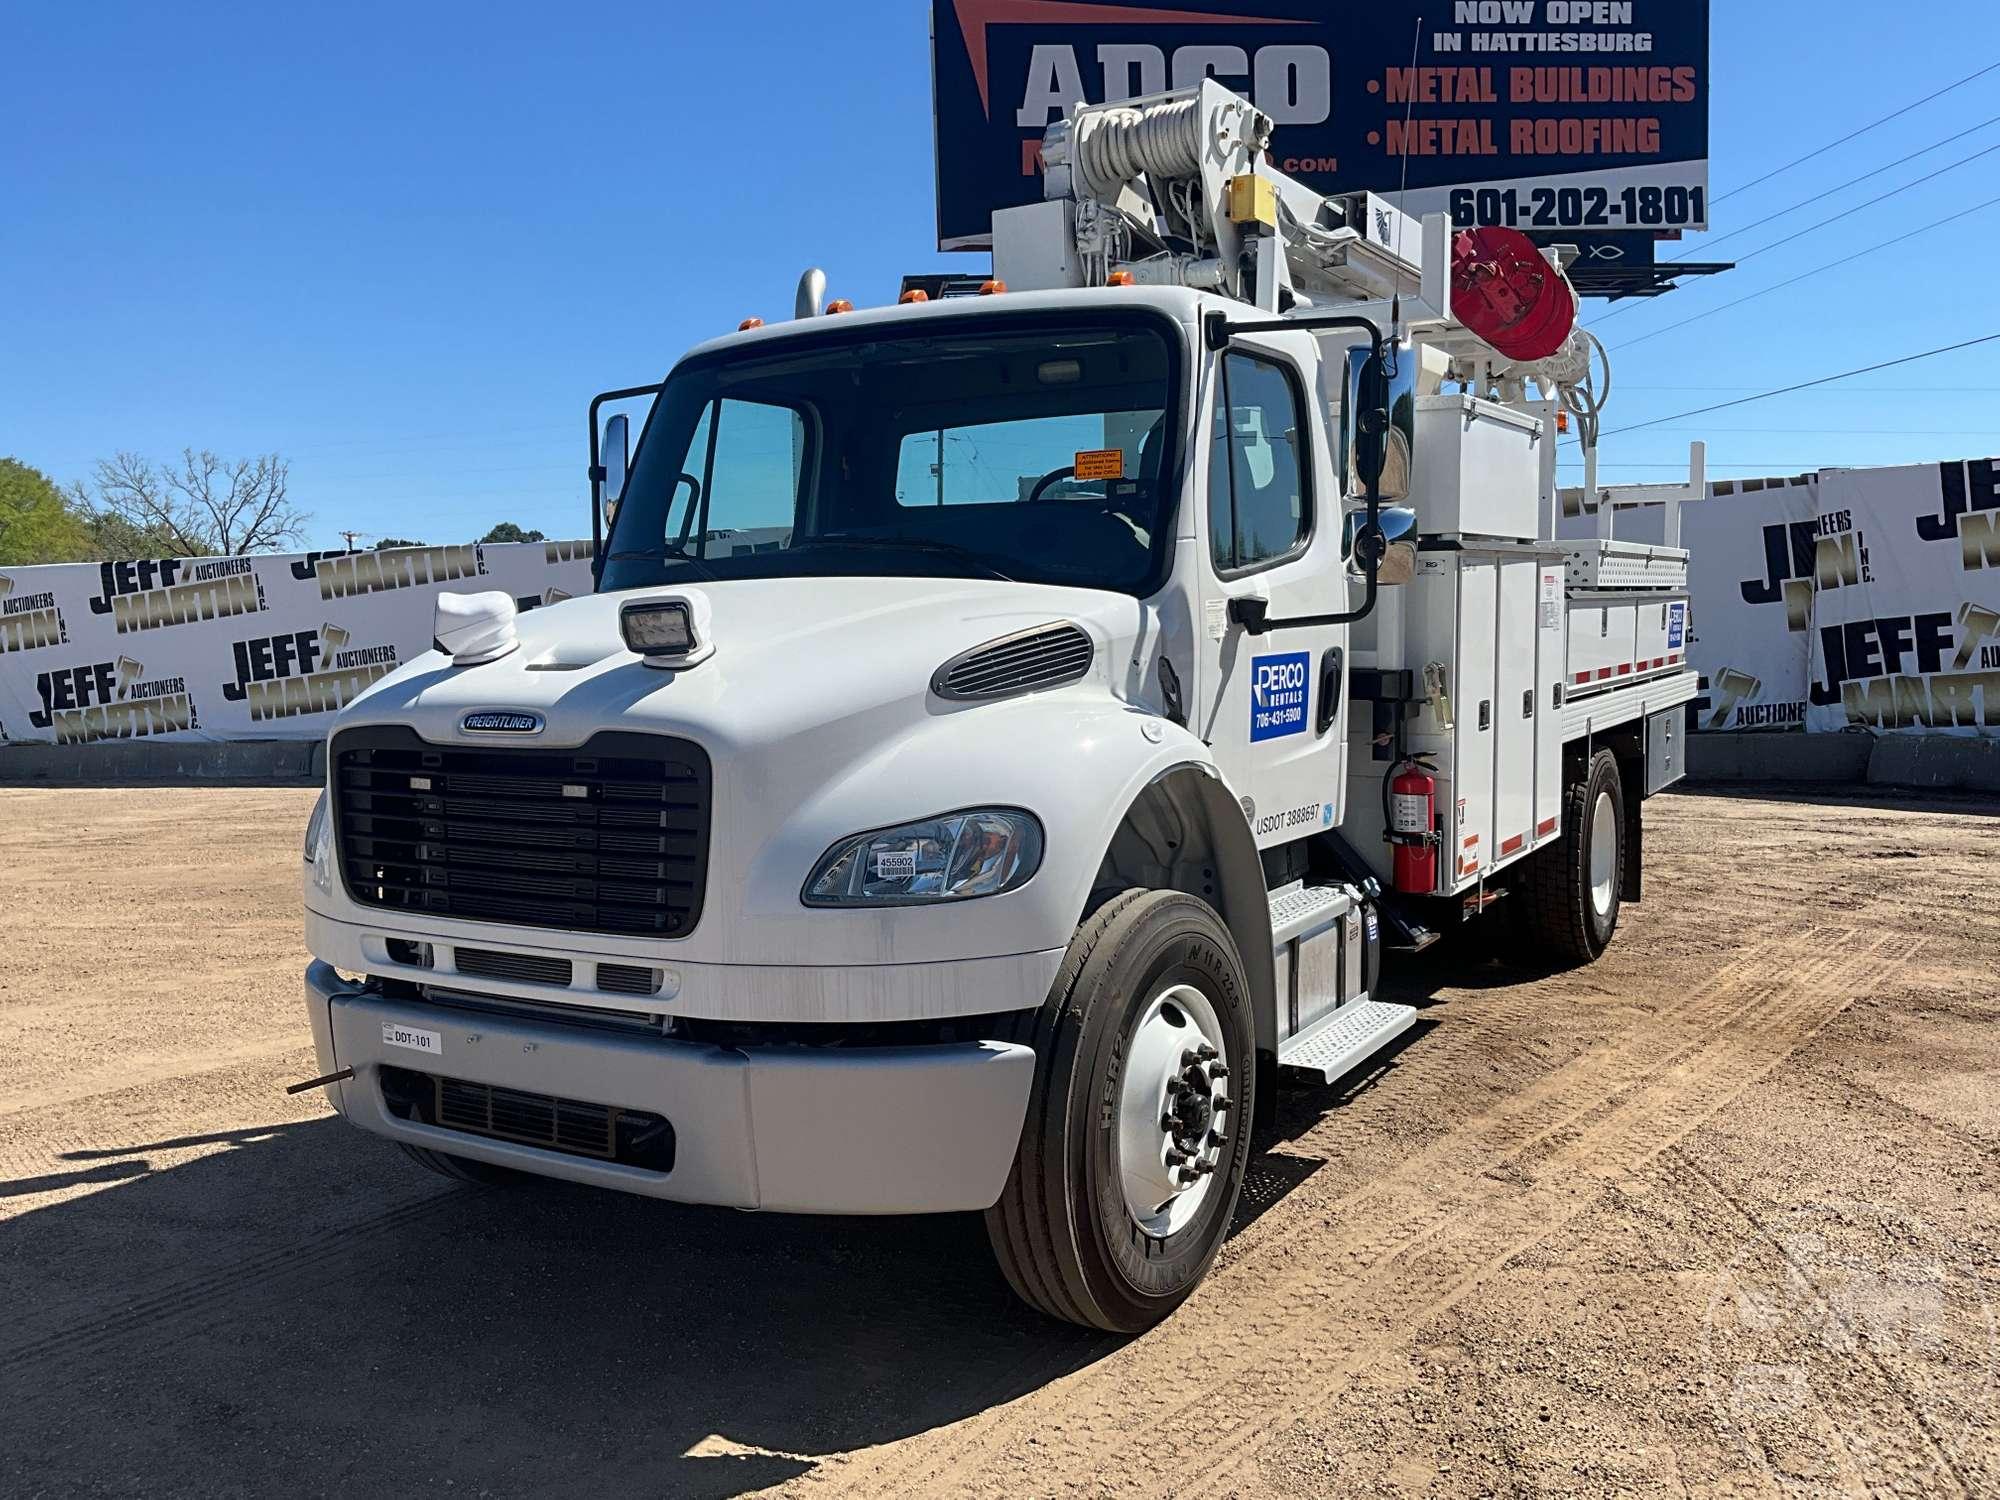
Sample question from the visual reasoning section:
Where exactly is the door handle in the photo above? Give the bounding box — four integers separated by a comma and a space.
1317, 647, 1344, 735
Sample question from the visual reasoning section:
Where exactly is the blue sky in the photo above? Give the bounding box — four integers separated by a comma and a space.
6, 2, 1998, 550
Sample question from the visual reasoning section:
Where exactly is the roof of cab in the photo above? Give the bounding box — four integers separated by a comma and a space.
676, 283, 1216, 368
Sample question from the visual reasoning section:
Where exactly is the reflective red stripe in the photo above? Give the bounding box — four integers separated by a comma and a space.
1500, 834, 1524, 856
1616, 663, 1632, 675
1537, 816, 1558, 836
1597, 667, 1613, 679
1573, 671, 1590, 685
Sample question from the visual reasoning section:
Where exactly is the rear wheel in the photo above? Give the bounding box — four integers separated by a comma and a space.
985, 889, 1255, 1333
1520, 749, 1625, 965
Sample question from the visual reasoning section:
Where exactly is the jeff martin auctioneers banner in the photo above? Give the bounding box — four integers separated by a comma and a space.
1562, 456, 2000, 736
0, 541, 594, 746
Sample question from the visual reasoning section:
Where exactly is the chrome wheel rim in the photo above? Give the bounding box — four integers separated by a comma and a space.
1589, 788, 1618, 919
1116, 983, 1232, 1240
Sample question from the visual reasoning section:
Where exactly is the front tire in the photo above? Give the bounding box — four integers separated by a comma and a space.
1521, 748, 1625, 964
985, 889, 1256, 1333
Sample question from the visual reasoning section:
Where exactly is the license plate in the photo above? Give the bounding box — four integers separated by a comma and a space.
381, 1021, 442, 1056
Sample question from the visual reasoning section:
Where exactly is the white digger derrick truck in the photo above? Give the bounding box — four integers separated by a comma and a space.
299, 82, 1698, 1331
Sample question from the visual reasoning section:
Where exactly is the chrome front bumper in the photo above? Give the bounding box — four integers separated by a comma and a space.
302, 961, 1035, 1214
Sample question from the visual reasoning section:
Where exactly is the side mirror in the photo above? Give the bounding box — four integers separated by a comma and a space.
1342, 346, 1417, 502
600, 412, 630, 527
1343, 505, 1420, 583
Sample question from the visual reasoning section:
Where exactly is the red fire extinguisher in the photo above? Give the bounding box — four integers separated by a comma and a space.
1387, 757, 1439, 895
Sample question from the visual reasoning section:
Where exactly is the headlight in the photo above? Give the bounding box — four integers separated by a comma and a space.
803, 809, 1043, 907
304, 788, 333, 893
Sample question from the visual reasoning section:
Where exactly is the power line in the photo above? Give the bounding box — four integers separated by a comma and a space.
1597, 139, 2000, 330
1728, 141, 2000, 268
1666, 112, 2000, 263
1600, 333, 2000, 438
1607, 194, 2000, 352
1603, 426, 2000, 436
1712, 59, 2000, 206
1619, 384, 1974, 392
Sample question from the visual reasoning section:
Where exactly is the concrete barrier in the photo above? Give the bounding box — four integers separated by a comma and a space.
1865, 735, 2000, 794
0, 740, 323, 787
1686, 732, 1873, 783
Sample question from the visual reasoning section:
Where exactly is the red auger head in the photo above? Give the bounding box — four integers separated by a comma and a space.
1450, 226, 1577, 363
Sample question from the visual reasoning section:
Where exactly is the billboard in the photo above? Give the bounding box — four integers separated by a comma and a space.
932, 0, 1710, 249
0, 542, 595, 746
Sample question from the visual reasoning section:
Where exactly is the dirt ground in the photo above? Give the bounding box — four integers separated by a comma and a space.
1, 784, 1995, 1498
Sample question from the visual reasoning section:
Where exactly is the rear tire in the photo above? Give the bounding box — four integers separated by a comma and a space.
1520, 749, 1624, 965
985, 889, 1256, 1333
396, 1140, 526, 1185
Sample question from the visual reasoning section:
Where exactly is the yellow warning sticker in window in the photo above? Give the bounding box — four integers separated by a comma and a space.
1074, 448, 1124, 481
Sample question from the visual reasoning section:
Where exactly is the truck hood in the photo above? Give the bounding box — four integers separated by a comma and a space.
317, 572, 1202, 972
339, 575, 1156, 752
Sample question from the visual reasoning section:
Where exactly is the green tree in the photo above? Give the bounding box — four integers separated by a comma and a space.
373, 537, 425, 550
0, 457, 93, 565
481, 521, 546, 544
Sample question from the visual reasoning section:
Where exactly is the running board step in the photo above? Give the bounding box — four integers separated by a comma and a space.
1277, 999, 1418, 1084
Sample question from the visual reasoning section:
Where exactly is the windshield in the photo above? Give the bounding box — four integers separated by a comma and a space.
598, 313, 1181, 596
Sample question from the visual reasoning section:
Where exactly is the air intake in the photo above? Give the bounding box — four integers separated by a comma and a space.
932, 623, 1093, 702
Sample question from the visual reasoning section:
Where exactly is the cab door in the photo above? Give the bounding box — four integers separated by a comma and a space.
1196, 331, 1351, 848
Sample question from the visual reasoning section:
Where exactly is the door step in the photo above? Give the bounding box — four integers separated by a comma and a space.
1269, 880, 1352, 942
1277, 999, 1418, 1084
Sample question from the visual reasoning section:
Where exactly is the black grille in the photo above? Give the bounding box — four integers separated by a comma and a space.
933, 623, 1093, 701
455, 947, 572, 986
379, 1065, 674, 1172
596, 962, 663, 996
332, 727, 711, 939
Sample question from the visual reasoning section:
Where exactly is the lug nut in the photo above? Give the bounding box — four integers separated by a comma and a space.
1196, 1044, 1219, 1061
1207, 1062, 1230, 1080
1194, 1160, 1215, 1177
1212, 1096, 1232, 1113
1181, 1048, 1202, 1069
1160, 1112, 1177, 1132
1207, 1129, 1225, 1148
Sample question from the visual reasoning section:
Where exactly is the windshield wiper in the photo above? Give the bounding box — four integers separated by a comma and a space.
795, 535, 1015, 582
604, 546, 718, 579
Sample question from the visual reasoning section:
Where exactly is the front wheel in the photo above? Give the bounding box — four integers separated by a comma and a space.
985, 889, 1256, 1333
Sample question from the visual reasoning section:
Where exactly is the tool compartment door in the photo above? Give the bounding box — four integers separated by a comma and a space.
1490, 557, 1539, 867
1534, 562, 1565, 847
1450, 557, 1497, 886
